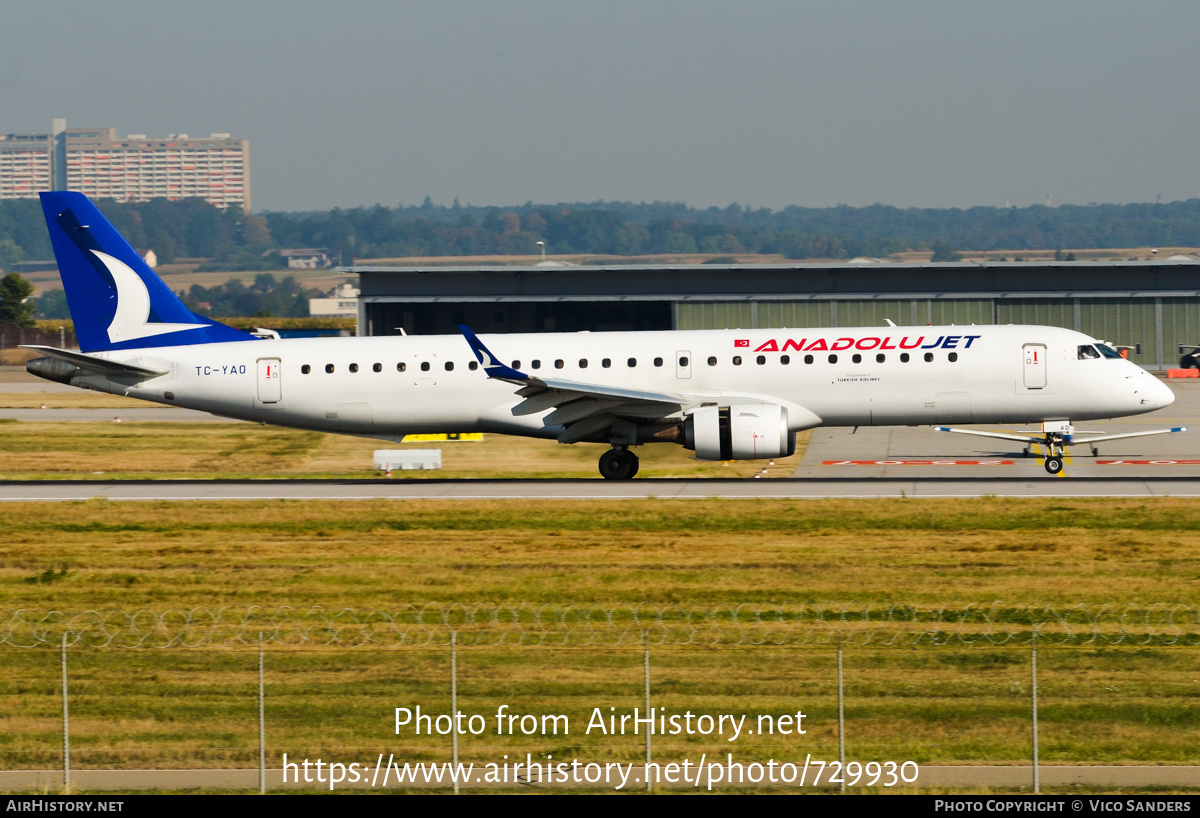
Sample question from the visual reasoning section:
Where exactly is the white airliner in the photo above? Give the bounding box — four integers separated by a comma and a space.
24, 192, 1182, 479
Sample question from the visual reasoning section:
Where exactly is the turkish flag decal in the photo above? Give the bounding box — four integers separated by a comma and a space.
734, 339, 749, 348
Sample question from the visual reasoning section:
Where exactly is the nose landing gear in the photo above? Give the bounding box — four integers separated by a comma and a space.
599, 447, 640, 480
1042, 433, 1066, 475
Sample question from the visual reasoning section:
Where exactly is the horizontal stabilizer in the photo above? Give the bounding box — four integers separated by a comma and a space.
936, 425, 1187, 447
935, 426, 1044, 445
1075, 427, 1186, 444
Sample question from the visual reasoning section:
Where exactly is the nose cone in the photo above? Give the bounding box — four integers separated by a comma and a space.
1150, 376, 1177, 410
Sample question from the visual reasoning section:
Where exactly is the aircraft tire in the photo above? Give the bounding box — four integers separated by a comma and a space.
599, 448, 638, 480
1044, 457, 1064, 475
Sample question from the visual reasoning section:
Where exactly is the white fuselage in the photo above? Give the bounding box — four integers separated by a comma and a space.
76, 324, 1174, 442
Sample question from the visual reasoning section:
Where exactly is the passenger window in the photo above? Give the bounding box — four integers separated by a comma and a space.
756, 355, 766, 365
780, 355, 790, 365
876, 353, 885, 363
948, 352, 958, 363
602, 358, 611, 368
421, 362, 431, 372
828, 354, 838, 364
852, 354, 862, 364
654, 357, 663, 367
804, 355, 814, 364
445, 361, 454, 371
397, 362, 407, 372
708, 356, 717, 366
372, 363, 382, 373
531, 360, 541, 370
924, 352, 934, 362
733, 356, 742, 366
555, 359, 564, 369
325, 364, 335, 373
301, 364, 311, 374
628, 358, 637, 367
900, 353, 909, 363
679, 356, 689, 367
349, 363, 359, 373
469, 361, 478, 371
512, 360, 521, 369
579, 359, 588, 368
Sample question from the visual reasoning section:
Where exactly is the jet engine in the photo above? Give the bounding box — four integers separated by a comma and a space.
27, 356, 82, 385
683, 403, 795, 461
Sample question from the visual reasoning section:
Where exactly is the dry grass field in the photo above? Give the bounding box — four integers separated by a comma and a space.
3, 498, 1199, 608
22, 266, 348, 297
0, 421, 805, 480
0, 392, 156, 409
1, 498, 1198, 782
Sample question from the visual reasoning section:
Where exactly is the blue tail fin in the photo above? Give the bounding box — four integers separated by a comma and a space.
39, 191, 257, 352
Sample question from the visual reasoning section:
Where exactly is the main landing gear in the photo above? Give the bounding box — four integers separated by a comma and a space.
599, 447, 640, 480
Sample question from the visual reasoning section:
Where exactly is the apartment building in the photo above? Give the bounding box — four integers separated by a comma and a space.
0, 133, 53, 200
0, 120, 250, 210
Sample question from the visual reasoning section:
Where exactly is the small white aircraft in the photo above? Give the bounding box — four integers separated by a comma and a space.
24, 192, 1183, 479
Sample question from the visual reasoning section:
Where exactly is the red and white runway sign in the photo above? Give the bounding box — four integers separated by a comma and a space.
823, 460, 1014, 466
1096, 460, 1200, 465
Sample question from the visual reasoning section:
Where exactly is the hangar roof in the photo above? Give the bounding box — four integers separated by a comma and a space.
344, 260, 1200, 302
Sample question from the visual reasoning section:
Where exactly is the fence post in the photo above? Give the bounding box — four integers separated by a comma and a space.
644, 630, 652, 792
258, 632, 265, 795
1031, 632, 1039, 794
61, 633, 70, 795
837, 639, 845, 793
451, 630, 459, 795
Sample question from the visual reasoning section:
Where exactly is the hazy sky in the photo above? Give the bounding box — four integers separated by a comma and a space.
2, 1, 1198, 212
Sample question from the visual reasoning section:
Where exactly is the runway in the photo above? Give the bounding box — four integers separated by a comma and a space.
2, 475, 1200, 501
792, 380, 1200, 479
0, 407, 224, 421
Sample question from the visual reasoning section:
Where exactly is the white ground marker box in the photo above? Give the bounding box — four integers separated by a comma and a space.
374, 449, 442, 471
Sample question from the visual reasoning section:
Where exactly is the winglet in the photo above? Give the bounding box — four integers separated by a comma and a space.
459, 325, 529, 381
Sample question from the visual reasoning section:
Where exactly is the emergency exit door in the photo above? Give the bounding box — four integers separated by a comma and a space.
1022, 344, 1046, 389
676, 350, 692, 379
257, 358, 282, 403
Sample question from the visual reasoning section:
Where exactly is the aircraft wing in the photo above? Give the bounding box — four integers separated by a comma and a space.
460, 326, 694, 443
21, 345, 169, 378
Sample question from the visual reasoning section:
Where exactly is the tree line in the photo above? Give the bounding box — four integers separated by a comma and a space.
1, 196, 1199, 271
32, 273, 322, 320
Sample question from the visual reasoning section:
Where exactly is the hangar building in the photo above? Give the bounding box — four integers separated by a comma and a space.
346, 260, 1200, 371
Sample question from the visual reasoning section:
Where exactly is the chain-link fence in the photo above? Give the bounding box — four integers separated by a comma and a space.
2, 602, 1198, 648
2, 604, 1198, 793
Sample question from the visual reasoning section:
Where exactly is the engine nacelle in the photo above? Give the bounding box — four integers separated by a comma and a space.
683, 403, 795, 461
27, 356, 82, 385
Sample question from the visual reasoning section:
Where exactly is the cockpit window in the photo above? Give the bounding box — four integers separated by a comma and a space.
1078, 344, 1101, 360
1095, 343, 1123, 359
